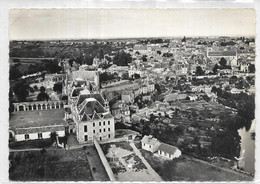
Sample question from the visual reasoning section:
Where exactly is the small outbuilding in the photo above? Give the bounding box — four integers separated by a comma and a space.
157, 143, 182, 159
141, 135, 161, 153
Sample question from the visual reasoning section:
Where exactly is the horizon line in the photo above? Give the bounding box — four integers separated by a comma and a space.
10, 35, 256, 41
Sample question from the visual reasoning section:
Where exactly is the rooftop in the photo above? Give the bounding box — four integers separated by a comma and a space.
141, 135, 161, 146
158, 143, 179, 155
10, 109, 66, 129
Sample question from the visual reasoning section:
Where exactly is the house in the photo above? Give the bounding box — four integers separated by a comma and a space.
141, 135, 161, 153
122, 91, 134, 103
157, 143, 182, 159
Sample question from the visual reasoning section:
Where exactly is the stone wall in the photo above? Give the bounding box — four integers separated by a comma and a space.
93, 137, 116, 181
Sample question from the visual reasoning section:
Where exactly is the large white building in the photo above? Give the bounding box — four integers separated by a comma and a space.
70, 91, 115, 143
9, 108, 66, 142
67, 68, 115, 144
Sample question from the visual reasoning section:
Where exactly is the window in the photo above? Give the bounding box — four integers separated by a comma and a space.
99, 129, 101, 133
108, 128, 110, 132
99, 122, 101, 126
103, 121, 105, 126
93, 130, 95, 133
100, 137, 102, 141
38, 133, 42, 139
104, 128, 106, 132
25, 134, 29, 140
84, 125, 87, 132
93, 122, 95, 127
108, 134, 110, 138
143, 143, 145, 146
108, 121, 110, 125
149, 145, 151, 148
85, 135, 88, 141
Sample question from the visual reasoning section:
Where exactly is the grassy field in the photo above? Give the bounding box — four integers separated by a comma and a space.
141, 150, 253, 181
9, 148, 94, 181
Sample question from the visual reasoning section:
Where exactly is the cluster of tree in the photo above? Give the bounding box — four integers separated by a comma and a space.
195, 66, 205, 76
10, 59, 62, 81
211, 129, 241, 159
248, 64, 255, 73
12, 80, 29, 102
37, 86, 50, 101
139, 38, 165, 44
142, 55, 147, 62
100, 72, 119, 83
134, 95, 153, 109
9, 65, 23, 80
220, 41, 236, 46
212, 58, 231, 74
113, 51, 132, 66
9, 47, 45, 58
162, 52, 173, 58
191, 77, 217, 86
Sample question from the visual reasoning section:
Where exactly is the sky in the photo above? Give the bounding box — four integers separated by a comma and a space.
9, 8, 256, 40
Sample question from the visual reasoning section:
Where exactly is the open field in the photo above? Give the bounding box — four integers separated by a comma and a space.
141, 150, 253, 181
9, 147, 108, 181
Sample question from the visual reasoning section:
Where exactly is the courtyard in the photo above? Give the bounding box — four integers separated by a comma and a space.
100, 141, 162, 181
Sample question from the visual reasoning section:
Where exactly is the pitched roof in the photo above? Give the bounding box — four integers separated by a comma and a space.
158, 143, 179, 155
141, 135, 160, 146
77, 93, 105, 107
81, 113, 91, 121
79, 98, 107, 115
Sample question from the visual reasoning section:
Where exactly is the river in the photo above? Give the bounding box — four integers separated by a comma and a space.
237, 119, 255, 174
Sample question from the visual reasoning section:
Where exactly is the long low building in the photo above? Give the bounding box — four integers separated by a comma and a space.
9, 109, 67, 142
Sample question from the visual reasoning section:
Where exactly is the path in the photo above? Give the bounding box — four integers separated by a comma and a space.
129, 142, 163, 181
9, 148, 42, 152
85, 146, 110, 181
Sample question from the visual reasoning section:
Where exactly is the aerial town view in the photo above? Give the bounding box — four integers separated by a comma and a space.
8, 9, 255, 182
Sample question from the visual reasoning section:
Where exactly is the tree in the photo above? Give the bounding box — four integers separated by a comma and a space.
142, 55, 147, 62
122, 73, 129, 80
133, 73, 140, 79
182, 36, 186, 42
219, 57, 227, 68
157, 50, 161, 55
229, 76, 238, 84
195, 66, 204, 76
211, 86, 218, 93
33, 85, 39, 91
37, 92, 50, 101
37, 86, 50, 101
155, 83, 162, 94
50, 132, 58, 143
212, 64, 219, 74
113, 51, 132, 66
248, 64, 255, 73
40, 86, 46, 93
9, 66, 22, 80
13, 81, 29, 102
53, 82, 63, 93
